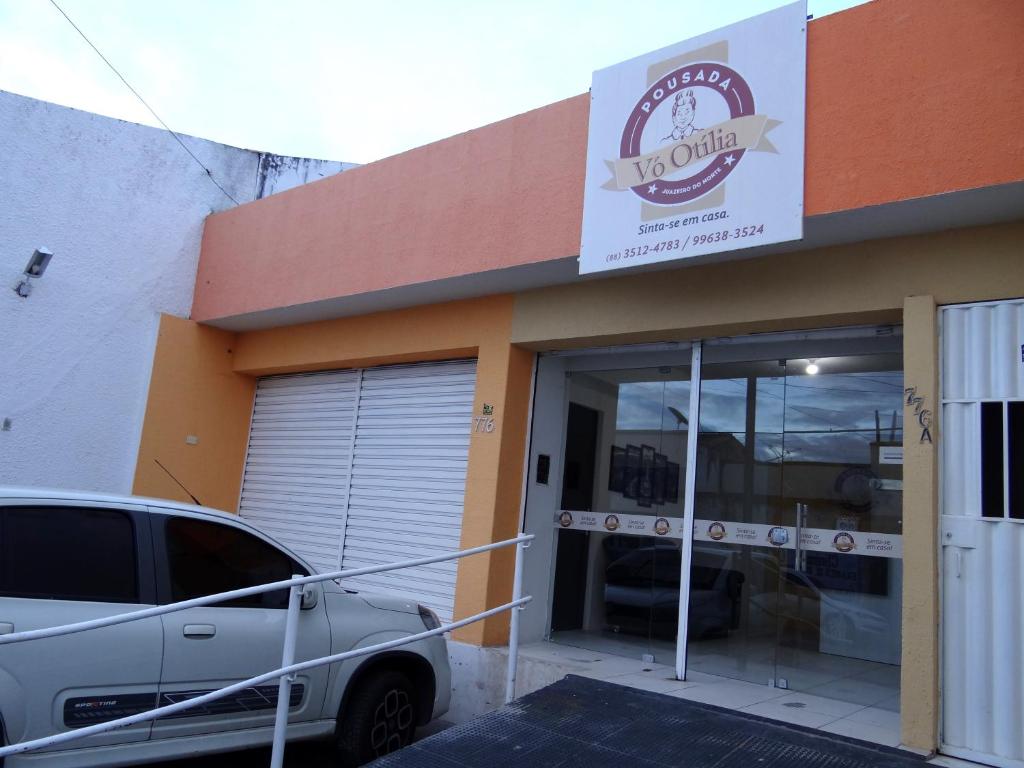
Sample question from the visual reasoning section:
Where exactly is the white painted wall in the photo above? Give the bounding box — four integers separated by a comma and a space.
0, 90, 352, 494
255, 154, 357, 198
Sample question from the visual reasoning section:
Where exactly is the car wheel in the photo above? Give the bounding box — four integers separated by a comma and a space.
336, 670, 416, 766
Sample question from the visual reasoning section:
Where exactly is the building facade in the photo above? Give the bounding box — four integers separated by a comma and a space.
127, 0, 1022, 762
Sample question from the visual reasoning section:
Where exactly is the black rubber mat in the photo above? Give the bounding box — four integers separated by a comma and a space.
372, 675, 926, 767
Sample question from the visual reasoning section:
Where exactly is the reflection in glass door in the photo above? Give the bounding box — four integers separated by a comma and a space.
549, 364, 691, 663
684, 360, 786, 685
685, 350, 904, 709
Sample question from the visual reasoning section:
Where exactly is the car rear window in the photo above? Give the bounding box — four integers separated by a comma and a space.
0, 506, 139, 603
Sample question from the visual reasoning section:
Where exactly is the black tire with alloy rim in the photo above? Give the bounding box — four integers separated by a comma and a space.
336, 670, 416, 766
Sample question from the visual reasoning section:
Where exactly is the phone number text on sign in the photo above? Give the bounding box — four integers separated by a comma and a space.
693, 224, 765, 246
605, 223, 766, 264
606, 238, 682, 264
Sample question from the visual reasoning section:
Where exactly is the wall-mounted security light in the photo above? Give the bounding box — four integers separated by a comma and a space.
14, 248, 53, 298
805, 359, 820, 375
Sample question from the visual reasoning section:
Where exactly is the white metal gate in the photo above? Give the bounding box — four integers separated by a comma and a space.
239, 360, 477, 622
941, 299, 1024, 768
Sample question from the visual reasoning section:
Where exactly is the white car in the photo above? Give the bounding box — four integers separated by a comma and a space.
0, 488, 451, 767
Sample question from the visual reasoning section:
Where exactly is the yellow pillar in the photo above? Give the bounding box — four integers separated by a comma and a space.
451, 340, 535, 645
900, 295, 940, 752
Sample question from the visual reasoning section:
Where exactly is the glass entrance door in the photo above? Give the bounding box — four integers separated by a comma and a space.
685, 348, 904, 708
684, 358, 786, 685
549, 363, 692, 663
774, 354, 903, 704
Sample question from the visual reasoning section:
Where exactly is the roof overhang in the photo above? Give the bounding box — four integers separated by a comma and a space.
204, 180, 1024, 332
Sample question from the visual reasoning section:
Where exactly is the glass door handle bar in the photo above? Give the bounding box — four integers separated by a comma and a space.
794, 502, 806, 572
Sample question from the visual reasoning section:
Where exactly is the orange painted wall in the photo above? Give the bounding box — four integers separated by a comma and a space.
804, 0, 1024, 214
133, 315, 254, 512
192, 0, 1024, 324
231, 296, 511, 376
193, 94, 587, 323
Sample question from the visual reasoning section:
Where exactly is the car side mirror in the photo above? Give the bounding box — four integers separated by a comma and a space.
301, 584, 319, 610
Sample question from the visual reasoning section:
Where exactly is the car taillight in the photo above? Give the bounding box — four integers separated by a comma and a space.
418, 604, 441, 630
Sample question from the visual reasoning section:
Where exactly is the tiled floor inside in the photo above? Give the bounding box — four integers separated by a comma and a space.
529, 633, 903, 748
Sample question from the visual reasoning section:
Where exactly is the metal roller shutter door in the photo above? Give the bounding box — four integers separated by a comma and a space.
238, 370, 359, 573
339, 361, 476, 623
239, 360, 475, 622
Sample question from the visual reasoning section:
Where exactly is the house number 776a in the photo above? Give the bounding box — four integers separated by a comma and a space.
473, 416, 495, 433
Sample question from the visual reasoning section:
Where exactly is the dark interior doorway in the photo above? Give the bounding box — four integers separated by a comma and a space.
551, 403, 600, 633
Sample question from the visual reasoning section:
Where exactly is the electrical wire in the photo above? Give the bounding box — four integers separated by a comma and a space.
48, 0, 241, 206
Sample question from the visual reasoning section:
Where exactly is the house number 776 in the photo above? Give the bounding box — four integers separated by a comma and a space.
473, 416, 495, 433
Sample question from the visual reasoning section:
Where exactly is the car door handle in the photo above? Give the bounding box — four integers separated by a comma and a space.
183, 624, 216, 639
0, 622, 13, 635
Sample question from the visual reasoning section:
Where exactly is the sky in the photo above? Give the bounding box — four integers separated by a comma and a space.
0, 0, 866, 164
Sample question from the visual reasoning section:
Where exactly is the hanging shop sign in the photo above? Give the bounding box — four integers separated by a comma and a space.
579, 2, 806, 275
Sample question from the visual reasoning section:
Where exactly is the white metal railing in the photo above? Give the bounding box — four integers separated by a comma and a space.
0, 533, 534, 767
